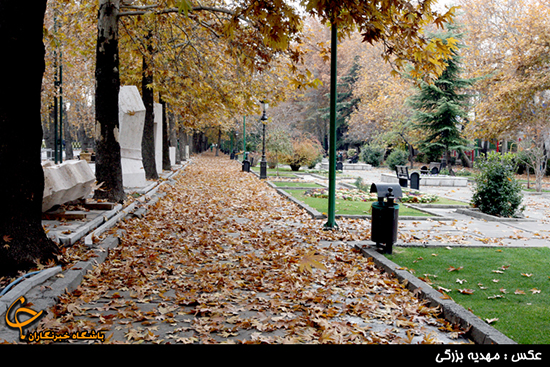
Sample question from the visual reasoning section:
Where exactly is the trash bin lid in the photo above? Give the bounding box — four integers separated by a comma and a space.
370, 183, 403, 199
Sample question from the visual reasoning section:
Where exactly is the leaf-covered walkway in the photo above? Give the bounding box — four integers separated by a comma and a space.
35, 153, 470, 344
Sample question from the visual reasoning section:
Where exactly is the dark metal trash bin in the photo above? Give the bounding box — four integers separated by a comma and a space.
242, 160, 250, 172
410, 172, 421, 190
370, 183, 402, 254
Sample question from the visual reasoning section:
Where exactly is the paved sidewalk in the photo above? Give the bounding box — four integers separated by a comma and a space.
1, 154, 500, 345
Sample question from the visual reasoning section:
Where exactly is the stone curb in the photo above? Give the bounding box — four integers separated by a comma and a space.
0, 266, 62, 317
83, 202, 137, 246
56, 203, 123, 245
455, 208, 536, 222
262, 179, 324, 219
55, 163, 188, 246
357, 245, 517, 345
274, 188, 325, 219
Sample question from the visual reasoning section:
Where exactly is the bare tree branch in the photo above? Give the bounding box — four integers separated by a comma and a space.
119, 6, 238, 18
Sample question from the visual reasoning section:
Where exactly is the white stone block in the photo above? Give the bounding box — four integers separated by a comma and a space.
119, 86, 147, 187
184, 145, 189, 160
169, 146, 176, 166
154, 103, 163, 174
42, 160, 96, 212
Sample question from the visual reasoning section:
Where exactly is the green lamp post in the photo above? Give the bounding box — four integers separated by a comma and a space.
259, 100, 268, 180
324, 21, 338, 230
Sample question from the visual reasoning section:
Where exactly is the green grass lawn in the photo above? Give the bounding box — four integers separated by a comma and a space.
270, 181, 324, 188
251, 165, 349, 177
285, 189, 433, 217
250, 167, 297, 177
521, 187, 550, 193
386, 247, 550, 344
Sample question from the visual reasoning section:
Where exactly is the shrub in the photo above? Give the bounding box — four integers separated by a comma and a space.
266, 152, 278, 169
360, 144, 385, 167
472, 152, 524, 218
307, 153, 323, 169
281, 135, 323, 171
454, 168, 473, 177
385, 149, 409, 170
354, 176, 370, 192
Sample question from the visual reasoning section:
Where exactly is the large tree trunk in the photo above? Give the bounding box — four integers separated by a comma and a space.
169, 107, 179, 164
459, 149, 472, 168
216, 127, 221, 157
94, 0, 125, 202
0, 1, 60, 276
141, 32, 158, 180
178, 127, 188, 161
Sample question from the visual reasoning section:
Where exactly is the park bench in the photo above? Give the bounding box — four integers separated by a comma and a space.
396, 165, 421, 190
395, 165, 409, 187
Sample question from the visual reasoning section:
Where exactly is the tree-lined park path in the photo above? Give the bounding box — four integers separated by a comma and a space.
27, 153, 470, 344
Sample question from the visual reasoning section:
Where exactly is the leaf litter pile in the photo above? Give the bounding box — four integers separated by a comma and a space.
37, 154, 470, 344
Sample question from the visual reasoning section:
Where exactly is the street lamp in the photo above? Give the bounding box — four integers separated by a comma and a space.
260, 100, 269, 180
234, 132, 238, 159
242, 115, 250, 171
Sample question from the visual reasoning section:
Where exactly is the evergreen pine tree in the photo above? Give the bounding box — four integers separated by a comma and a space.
319, 56, 361, 150
408, 24, 476, 170
336, 56, 361, 147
